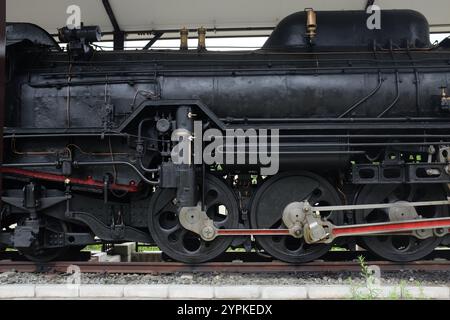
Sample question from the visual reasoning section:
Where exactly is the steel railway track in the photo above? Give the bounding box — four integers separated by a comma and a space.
0, 251, 449, 274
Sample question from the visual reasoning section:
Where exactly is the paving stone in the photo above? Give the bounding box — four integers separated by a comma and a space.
403, 286, 450, 299
35, 285, 79, 298
0, 285, 35, 299
260, 286, 307, 300
79, 285, 124, 298
123, 285, 168, 298
348, 285, 402, 299
214, 286, 260, 299
169, 285, 214, 299
307, 285, 352, 299
378, 286, 402, 299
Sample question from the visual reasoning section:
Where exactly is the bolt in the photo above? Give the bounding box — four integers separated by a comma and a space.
201, 226, 215, 240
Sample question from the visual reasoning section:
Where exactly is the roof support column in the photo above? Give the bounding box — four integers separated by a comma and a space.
113, 30, 125, 50
0, 0, 5, 205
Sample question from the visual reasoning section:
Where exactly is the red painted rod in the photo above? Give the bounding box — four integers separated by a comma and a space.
217, 229, 290, 236
216, 218, 450, 238
332, 218, 450, 237
0, 167, 139, 193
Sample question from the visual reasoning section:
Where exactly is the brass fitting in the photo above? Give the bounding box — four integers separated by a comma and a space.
180, 27, 188, 50
442, 87, 448, 99
441, 87, 450, 107
305, 8, 317, 42
198, 27, 206, 51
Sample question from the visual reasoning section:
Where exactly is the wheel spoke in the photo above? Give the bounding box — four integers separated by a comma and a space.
149, 175, 239, 264
250, 171, 343, 263
356, 183, 446, 262
283, 237, 305, 253
214, 219, 229, 228
160, 224, 181, 237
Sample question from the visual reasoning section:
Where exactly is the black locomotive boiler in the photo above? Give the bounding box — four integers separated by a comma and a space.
2, 9, 450, 264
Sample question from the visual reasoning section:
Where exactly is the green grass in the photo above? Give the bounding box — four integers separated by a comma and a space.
330, 246, 348, 252
81, 244, 102, 252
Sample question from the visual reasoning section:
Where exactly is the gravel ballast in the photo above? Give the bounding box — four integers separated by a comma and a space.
0, 270, 449, 286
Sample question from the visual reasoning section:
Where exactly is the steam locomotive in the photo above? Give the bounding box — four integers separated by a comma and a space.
2, 9, 450, 264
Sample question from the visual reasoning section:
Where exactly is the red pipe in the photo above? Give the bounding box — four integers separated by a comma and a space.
1, 167, 139, 193
217, 229, 290, 236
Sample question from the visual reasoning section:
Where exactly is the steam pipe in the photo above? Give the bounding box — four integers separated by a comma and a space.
377, 71, 401, 118
339, 72, 383, 118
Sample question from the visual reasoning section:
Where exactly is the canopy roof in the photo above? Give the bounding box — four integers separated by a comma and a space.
6, 0, 450, 42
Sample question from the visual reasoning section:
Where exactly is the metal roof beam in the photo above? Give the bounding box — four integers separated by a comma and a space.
101, 0, 120, 32
101, 0, 124, 50
366, 0, 375, 9
143, 32, 163, 50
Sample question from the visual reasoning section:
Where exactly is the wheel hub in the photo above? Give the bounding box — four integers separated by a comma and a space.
282, 201, 329, 242
388, 201, 419, 221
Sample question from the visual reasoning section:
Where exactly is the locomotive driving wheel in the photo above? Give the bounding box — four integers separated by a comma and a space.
250, 171, 343, 263
148, 174, 239, 264
355, 184, 448, 262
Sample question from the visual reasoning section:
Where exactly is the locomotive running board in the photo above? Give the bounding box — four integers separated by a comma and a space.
215, 217, 450, 242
